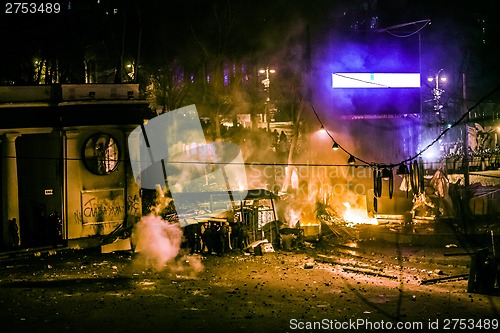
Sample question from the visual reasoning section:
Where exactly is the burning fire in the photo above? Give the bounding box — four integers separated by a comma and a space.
287, 208, 301, 228
342, 202, 377, 225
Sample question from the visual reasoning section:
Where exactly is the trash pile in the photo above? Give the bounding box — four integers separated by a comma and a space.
244, 239, 275, 256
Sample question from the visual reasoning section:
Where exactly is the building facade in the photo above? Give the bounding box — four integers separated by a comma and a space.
0, 84, 154, 249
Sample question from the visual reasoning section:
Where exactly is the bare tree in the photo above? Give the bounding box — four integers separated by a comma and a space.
146, 61, 191, 114
188, 1, 241, 140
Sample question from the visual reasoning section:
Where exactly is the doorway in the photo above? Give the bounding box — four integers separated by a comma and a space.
17, 132, 64, 248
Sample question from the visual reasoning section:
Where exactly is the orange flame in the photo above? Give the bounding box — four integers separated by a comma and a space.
287, 208, 301, 228
343, 202, 377, 225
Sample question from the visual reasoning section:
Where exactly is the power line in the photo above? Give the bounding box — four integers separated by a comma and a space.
0, 154, 369, 168
309, 82, 500, 169
374, 19, 431, 38
331, 73, 389, 88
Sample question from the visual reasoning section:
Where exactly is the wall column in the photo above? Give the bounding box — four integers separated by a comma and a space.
63, 130, 80, 242
2, 132, 21, 247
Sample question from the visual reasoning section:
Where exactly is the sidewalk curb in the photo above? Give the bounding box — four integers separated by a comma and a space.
0, 246, 73, 265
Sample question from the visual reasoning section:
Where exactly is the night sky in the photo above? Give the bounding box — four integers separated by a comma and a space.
1, 0, 499, 102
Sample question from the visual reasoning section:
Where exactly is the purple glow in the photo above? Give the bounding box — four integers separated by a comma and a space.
308, 32, 423, 163
332, 73, 421, 88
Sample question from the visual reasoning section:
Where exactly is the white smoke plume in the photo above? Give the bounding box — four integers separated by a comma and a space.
131, 213, 205, 276
131, 214, 183, 271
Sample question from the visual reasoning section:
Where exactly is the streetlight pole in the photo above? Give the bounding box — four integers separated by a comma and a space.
259, 67, 275, 131
426, 69, 447, 155
462, 73, 470, 187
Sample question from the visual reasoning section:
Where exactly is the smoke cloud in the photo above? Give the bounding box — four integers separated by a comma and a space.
131, 214, 183, 271
131, 214, 204, 277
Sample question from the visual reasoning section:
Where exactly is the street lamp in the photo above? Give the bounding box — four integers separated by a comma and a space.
259, 67, 276, 130
427, 69, 447, 114
259, 68, 276, 89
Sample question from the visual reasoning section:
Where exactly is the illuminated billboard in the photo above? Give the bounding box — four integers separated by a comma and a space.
326, 33, 421, 116
320, 33, 423, 161
332, 73, 421, 88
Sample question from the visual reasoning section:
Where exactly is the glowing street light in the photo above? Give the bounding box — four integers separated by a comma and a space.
259, 68, 276, 89
428, 69, 447, 114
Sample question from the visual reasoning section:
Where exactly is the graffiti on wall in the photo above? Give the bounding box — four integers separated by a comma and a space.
127, 194, 140, 215
81, 188, 125, 224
